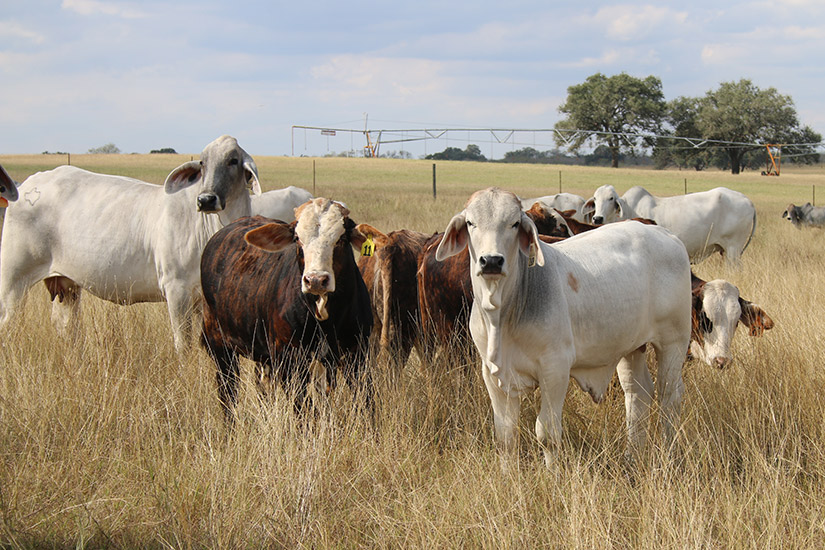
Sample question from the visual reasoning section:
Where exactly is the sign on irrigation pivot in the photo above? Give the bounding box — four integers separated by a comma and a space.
321, 129, 336, 136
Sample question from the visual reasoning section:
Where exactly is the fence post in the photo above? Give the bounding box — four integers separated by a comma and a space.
684, 178, 687, 195
313, 159, 316, 195
432, 163, 437, 199
813, 184, 816, 206
559, 170, 562, 193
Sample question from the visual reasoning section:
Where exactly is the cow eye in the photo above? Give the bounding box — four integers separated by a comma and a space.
511, 221, 520, 229
0, 186, 5, 193
466, 220, 475, 228
229, 158, 239, 166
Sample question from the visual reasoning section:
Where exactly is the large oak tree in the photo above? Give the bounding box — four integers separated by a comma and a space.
554, 72, 666, 168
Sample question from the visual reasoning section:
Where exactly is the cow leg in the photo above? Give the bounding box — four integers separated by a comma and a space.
481, 362, 520, 460
653, 342, 686, 451
212, 347, 241, 425
615, 348, 653, 461
45, 276, 82, 335
535, 368, 569, 467
164, 282, 195, 352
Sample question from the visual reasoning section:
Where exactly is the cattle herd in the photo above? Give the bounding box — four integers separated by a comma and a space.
0, 134, 807, 464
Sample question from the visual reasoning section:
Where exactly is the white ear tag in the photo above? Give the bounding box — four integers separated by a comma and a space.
528, 243, 537, 268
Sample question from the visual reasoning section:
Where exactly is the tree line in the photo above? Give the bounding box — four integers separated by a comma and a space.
424, 74, 821, 174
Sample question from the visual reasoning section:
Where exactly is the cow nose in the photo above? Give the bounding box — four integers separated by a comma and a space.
197, 193, 220, 212
714, 356, 730, 369
303, 272, 331, 294
592, 216, 604, 225
479, 254, 505, 274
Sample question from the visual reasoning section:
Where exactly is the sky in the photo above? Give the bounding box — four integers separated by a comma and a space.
2, 0, 825, 159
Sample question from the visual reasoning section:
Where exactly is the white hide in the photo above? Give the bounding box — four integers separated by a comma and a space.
436, 187, 691, 464
520, 193, 587, 222
251, 186, 313, 222
0, 135, 258, 351
620, 186, 756, 264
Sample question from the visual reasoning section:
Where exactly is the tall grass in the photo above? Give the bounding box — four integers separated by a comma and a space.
0, 155, 824, 547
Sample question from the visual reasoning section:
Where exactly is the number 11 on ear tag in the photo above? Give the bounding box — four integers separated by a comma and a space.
361, 235, 375, 257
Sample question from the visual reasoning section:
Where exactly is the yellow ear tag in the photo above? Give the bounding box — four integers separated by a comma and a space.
361, 235, 375, 257
528, 243, 537, 267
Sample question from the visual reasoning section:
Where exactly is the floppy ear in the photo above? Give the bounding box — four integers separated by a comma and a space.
242, 151, 261, 195
354, 223, 389, 248
582, 198, 595, 221
739, 299, 774, 336
435, 211, 469, 261
518, 211, 544, 267
0, 164, 19, 203
164, 160, 202, 194
244, 222, 295, 253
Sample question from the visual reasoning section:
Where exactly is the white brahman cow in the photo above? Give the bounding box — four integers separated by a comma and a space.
584, 185, 756, 264
520, 192, 587, 222
251, 186, 313, 221
782, 202, 825, 229
0, 135, 260, 351
690, 274, 774, 369
436, 187, 691, 464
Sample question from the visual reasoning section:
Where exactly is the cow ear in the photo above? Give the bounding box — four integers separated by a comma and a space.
354, 223, 389, 248
242, 152, 262, 195
518, 212, 544, 267
739, 299, 774, 336
435, 211, 469, 261
244, 222, 295, 253
164, 161, 202, 194
582, 198, 595, 217
0, 164, 19, 203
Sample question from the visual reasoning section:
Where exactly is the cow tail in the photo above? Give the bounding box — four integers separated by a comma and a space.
742, 208, 757, 254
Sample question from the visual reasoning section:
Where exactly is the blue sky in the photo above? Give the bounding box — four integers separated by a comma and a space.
2, 0, 824, 158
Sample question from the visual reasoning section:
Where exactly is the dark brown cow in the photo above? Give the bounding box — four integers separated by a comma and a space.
200, 200, 373, 421
356, 224, 431, 371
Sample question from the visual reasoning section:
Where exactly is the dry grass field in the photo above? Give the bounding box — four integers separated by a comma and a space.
0, 153, 824, 548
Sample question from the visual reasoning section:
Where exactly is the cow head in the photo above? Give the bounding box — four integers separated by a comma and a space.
782, 203, 811, 227
690, 278, 775, 368
244, 198, 365, 321
436, 187, 544, 311
0, 164, 19, 207
164, 135, 260, 219
584, 185, 623, 225
523, 202, 571, 238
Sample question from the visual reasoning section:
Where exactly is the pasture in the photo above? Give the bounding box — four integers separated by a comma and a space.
1, 153, 824, 548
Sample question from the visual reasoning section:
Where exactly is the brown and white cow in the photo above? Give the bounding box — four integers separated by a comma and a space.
356, 225, 431, 371
200, 199, 373, 421
690, 273, 774, 368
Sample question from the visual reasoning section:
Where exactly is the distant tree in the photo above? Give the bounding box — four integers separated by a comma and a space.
150, 147, 177, 154
88, 143, 121, 154
694, 79, 820, 174
425, 144, 487, 162
653, 96, 710, 171
555, 72, 666, 168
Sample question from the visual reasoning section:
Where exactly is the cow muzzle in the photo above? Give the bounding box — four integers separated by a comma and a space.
197, 192, 223, 212
713, 356, 731, 369
302, 272, 333, 321
592, 216, 604, 225
479, 254, 505, 276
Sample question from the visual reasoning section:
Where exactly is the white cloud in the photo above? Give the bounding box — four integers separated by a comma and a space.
592, 5, 688, 41
61, 0, 147, 18
0, 21, 46, 44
